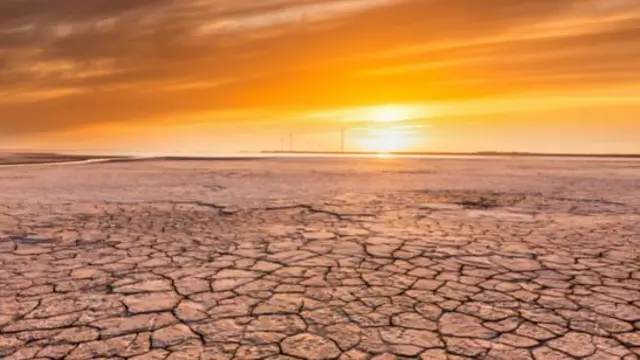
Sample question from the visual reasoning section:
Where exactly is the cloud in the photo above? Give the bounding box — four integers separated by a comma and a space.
1, 0, 640, 135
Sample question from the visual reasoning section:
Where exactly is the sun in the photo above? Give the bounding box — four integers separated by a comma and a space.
355, 128, 413, 153
342, 104, 432, 153
374, 129, 404, 152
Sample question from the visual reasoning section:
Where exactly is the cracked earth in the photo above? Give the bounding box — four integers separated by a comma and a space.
1, 157, 639, 359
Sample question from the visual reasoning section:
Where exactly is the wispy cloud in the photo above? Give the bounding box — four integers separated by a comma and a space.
197, 0, 407, 35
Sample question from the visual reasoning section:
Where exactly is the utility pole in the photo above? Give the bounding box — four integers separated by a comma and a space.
340, 127, 353, 152
289, 133, 294, 152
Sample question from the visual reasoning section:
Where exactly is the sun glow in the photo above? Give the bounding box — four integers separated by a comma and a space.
369, 105, 411, 123
304, 103, 438, 125
371, 107, 405, 123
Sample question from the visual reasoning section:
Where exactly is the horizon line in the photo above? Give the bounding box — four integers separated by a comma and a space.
4, 149, 640, 159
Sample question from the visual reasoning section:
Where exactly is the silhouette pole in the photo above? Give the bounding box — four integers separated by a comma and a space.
289, 133, 297, 152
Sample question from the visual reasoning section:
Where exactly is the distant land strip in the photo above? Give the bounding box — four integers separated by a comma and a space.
2, 151, 639, 167
261, 151, 640, 158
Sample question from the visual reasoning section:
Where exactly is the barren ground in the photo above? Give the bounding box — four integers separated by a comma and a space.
1, 157, 639, 360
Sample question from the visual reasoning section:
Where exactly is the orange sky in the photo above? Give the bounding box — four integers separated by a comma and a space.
1, 0, 639, 154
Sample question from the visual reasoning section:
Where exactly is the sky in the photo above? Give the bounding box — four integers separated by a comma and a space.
1, 0, 639, 154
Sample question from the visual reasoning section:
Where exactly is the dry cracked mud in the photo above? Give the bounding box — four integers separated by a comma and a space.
0, 157, 639, 359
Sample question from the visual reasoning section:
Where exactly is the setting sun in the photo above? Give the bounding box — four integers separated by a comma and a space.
354, 127, 419, 153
